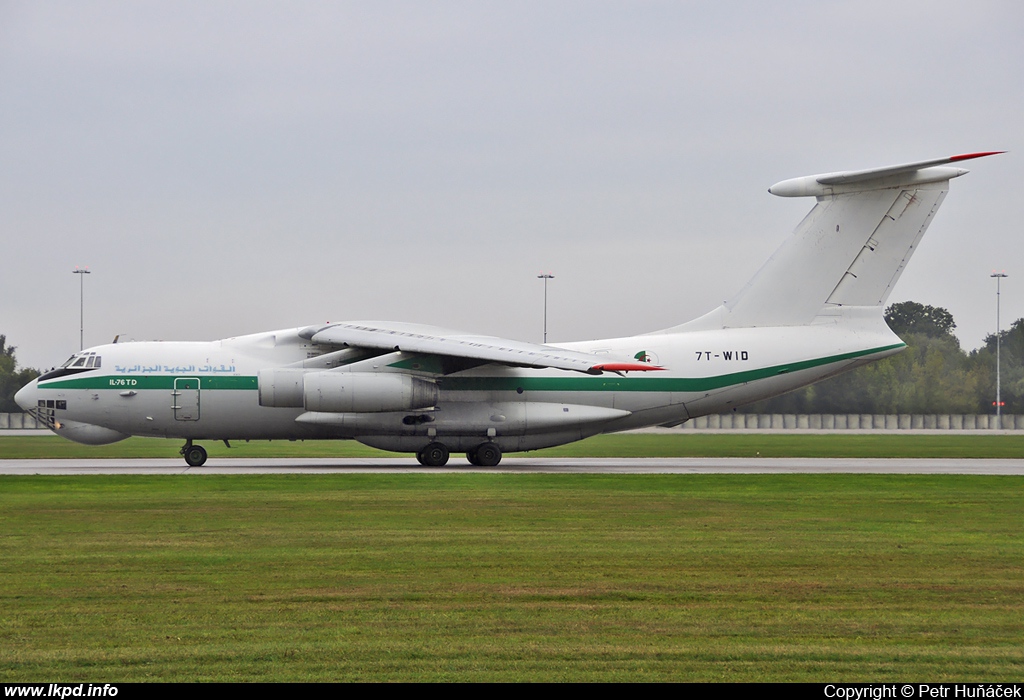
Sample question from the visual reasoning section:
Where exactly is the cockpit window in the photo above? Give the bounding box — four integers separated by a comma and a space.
38, 352, 103, 382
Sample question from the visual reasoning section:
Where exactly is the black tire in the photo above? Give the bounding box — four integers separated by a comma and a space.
184, 445, 208, 467
415, 450, 428, 466
420, 442, 449, 467
475, 442, 501, 467
466, 448, 481, 466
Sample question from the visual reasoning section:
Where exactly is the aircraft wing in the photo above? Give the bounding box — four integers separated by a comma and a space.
299, 321, 662, 375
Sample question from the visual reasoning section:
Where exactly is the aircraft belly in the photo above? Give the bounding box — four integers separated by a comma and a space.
602, 403, 691, 432
52, 419, 129, 445
296, 401, 630, 438
357, 430, 598, 454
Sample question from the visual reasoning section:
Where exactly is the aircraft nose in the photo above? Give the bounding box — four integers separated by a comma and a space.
15, 379, 38, 412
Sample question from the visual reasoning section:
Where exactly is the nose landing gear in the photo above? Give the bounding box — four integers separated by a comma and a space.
181, 440, 208, 467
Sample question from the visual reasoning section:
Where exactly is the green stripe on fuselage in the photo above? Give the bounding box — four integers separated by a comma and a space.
38, 375, 259, 391
439, 344, 905, 393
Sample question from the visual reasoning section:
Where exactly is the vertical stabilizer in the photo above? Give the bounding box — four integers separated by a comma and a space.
669, 152, 1001, 332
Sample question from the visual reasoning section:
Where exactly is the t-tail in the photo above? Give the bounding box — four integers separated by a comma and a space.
674, 152, 1003, 332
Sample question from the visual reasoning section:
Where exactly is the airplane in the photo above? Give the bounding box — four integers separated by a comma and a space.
15, 152, 1001, 467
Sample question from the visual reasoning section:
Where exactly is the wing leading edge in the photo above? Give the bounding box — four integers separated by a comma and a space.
300, 321, 663, 375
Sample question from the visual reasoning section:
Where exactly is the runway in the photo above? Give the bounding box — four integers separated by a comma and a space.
1, 457, 1024, 475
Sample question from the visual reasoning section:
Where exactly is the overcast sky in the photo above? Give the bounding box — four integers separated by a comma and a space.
1, 1, 1021, 370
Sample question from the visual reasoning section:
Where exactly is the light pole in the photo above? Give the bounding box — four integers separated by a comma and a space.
73, 267, 91, 350
537, 273, 554, 343
991, 271, 1008, 427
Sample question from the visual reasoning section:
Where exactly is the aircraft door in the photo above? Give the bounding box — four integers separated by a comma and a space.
172, 377, 201, 421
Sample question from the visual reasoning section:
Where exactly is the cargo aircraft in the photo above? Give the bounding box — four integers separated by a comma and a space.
16, 152, 1000, 467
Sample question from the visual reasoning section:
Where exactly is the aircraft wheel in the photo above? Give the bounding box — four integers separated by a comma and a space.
184, 444, 208, 467
415, 450, 428, 466
420, 442, 449, 467
475, 442, 502, 467
466, 448, 481, 466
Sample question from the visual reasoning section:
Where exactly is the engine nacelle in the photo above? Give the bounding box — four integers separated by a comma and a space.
258, 368, 306, 407
302, 371, 438, 413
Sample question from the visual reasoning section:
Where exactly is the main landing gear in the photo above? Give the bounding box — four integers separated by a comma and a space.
416, 442, 449, 467
415, 441, 503, 467
180, 440, 208, 467
467, 442, 502, 467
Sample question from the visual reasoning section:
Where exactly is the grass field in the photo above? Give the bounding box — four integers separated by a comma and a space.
1, 474, 1023, 681
3, 432, 1024, 459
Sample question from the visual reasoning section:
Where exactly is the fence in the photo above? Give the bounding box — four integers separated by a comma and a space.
2, 412, 1022, 432
681, 413, 1024, 430
0, 413, 44, 429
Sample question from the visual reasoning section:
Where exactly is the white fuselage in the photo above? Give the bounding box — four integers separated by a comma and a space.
18, 311, 903, 453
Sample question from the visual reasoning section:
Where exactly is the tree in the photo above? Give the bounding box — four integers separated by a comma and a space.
884, 301, 957, 341
0, 336, 39, 413
970, 318, 1024, 414
743, 302, 974, 414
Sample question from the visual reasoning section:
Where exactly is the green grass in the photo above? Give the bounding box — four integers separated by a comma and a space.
0, 434, 397, 459
1, 474, 1023, 681
541, 433, 1024, 458
3, 432, 1024, 459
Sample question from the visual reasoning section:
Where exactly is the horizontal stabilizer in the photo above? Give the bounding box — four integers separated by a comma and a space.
769, 152, 1002, 197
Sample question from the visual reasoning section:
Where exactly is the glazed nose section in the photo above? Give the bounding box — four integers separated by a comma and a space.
15, 379, 39, 412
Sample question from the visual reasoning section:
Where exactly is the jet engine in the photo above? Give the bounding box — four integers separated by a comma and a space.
257, 368, 306, 407
259, 369, 438, 413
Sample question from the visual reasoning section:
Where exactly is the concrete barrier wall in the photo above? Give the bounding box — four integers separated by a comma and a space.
0, 413, 42, 429
0, 412, 1021, 432
682, 414, 1024, 430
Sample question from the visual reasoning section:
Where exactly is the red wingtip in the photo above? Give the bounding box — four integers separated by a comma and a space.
590, 363, 666, 373
949, 151, 1005, 162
